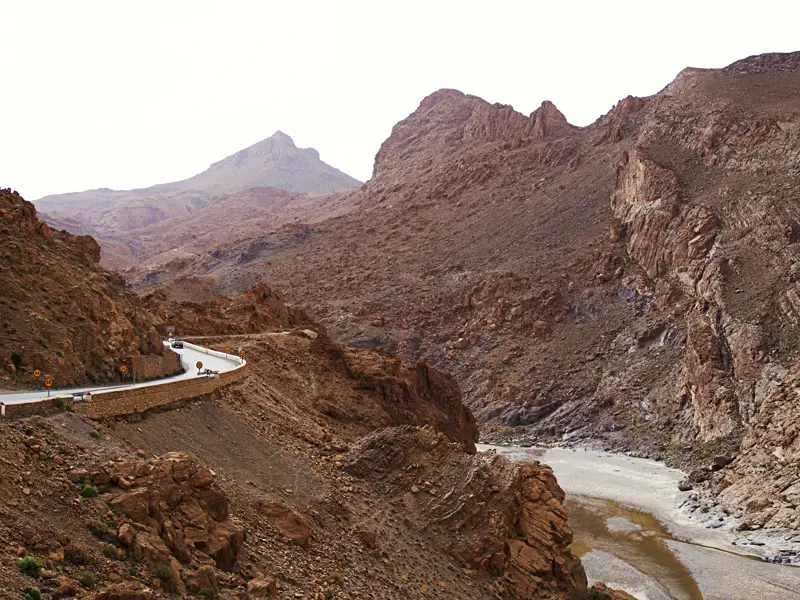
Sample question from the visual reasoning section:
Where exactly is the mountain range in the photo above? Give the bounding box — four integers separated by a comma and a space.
34, 131, 361, 266
24, 50, 800, 562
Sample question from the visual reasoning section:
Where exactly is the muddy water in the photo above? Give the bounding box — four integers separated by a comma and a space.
566, 496, 703, 600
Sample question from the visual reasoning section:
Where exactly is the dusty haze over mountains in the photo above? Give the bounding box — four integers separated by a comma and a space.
34, 131, 361, 267
2, 2, 799, 201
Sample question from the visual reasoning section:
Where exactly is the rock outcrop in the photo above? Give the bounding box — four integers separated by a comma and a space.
87, 452, 244, 592
207, 50, 800, 557
0, 188, 164, 388
343, 425, 620, 599
143, 281, 313, 336
312, 334, 480, 452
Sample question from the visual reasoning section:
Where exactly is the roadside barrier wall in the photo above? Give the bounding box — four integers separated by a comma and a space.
126, 351, 182, 380
2, 397, 69, 418
79, 362, 248, 419
2, 342, 248, 420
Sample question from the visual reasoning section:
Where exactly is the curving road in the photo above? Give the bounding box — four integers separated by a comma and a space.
0, 342, 243, 405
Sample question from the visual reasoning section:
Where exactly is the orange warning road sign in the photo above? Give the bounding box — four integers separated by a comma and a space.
196, 361, 203, 370
239, 349, 245, 357
44, 377, 54, 388
33, 369, 41, 378
120, 365, 128, 373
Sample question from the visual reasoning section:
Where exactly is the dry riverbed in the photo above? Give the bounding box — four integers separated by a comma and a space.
477, 444, 800, 600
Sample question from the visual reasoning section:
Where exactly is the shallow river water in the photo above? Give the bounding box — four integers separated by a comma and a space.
478, 444, 800, 600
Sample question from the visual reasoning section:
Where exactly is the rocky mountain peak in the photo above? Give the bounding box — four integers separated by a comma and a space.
529, 99, 571, 139
722, 50, 800, 74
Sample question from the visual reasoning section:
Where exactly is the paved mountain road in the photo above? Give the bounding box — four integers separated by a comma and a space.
0, 342, 242, 405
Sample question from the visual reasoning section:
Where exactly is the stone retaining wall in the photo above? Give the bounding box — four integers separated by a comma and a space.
79, 363, 249, 419
126, 351, 182, 380
2, 397, 67, 418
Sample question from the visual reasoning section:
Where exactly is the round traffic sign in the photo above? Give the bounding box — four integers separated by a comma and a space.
119, 365, 128, 373
44, 377, 54, 388
239, 349, 246, 357
196, 361, 203, 370
33, 369, 41, 378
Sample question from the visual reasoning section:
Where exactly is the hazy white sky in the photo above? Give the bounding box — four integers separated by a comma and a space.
1, 1, 797, 200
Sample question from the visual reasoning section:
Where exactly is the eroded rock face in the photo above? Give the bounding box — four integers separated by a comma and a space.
143, 281, 313, 336
92, 452, 244, 574
318, 338, 479, 452
0, 188, 164, 388
704, 361, 800, 532
343, 425, 587, 599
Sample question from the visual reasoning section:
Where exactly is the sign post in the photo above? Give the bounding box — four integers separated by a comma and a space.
239, 349, 245, 364
1, 402, 5, 417
44, 377, 53, 397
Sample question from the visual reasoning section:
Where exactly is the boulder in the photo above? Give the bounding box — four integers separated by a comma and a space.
117, 523, 136, 547
186, 565, 219, 598
88, 582, 157, 600
247, 576, 278, 598
355, 529, 377, 549
205, 519, 245, 570
258, 500, 311, 548
712, 454, 735, 470
110, 489, 151, 523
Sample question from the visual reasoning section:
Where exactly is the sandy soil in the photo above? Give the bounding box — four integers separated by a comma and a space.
666, 541, 800, 600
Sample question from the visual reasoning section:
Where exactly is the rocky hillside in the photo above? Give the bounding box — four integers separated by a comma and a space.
34, 131, 360, 265
141, 281, 314, 335
105, 186, 355, 273
120, 51, 800, 536
0, 188, 164, 389
0, 323, 622, 599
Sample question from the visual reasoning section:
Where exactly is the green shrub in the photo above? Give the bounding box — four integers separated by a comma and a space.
53, 398, 66, 409
128, 566, 137, 576
18, 557, 42, 578
89, 429, 101, 439
102, 543, 120, 560
78, 570, 95, 589
81, 485, 99, 498
22, 587, 41, 600
88, 520, 109, 538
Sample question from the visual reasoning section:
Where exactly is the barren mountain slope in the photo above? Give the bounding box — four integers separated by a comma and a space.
0, 188, 165, 389
34, 131, 361, 257
0, 313, 622, 599
139, 52, 800, 534
105, 186, 356, 274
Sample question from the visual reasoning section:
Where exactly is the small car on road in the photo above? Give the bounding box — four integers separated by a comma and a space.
171, 339, 184, 348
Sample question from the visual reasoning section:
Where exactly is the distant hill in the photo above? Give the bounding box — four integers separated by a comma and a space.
34, 131, 361, 239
